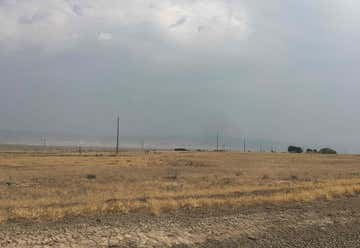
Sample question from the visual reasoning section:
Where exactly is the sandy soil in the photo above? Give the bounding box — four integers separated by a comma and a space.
1, 196, 360, 248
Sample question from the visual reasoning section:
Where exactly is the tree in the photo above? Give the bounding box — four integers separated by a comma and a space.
288, 146, 303, 153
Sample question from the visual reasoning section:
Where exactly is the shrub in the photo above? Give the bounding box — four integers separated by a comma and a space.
319, 148, 337, 154
235, 171, 244, 177
288, 146, 303, 153
86, 174, 97, 180
289, 175, 299, 181
262, 174, 270, 180
165, 169, 178, 180
306, 149, 318, 153
174, 148, 189, 152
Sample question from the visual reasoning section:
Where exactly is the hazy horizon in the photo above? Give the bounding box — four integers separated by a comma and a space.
1, 0, 359, 153
0, 128, 356, 154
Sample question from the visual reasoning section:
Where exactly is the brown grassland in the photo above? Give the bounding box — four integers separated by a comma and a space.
1, 146, 360, 223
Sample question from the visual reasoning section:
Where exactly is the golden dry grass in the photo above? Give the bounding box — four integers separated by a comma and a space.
1, 148, 360, 222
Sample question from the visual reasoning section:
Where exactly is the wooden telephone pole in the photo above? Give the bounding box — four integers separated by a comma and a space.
116, 117, 120, 154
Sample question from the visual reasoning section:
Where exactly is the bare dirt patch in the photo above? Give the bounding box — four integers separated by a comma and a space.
0, 196, 360, 247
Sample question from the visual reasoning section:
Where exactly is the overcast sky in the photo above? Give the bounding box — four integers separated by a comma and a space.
0, 0, 359, 151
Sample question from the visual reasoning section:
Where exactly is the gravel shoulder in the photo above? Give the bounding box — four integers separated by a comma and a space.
1, 196, 360, 247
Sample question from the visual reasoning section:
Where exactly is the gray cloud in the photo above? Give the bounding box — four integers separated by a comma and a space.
18, 12, 50, 24
169, 17, 187, 29
71, 4, 83, 16
0, 0, 360, 152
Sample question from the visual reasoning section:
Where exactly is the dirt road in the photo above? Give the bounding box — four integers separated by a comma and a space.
1, 196, 360, 247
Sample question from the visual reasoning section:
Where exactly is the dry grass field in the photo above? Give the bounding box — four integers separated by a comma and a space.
1, 147, 360, 223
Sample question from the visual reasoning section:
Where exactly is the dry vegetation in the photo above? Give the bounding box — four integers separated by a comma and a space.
1, 147, 360, 223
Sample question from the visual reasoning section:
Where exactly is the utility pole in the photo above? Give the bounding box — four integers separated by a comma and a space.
116, 117, 120, 154
243, 138, 246, 153
42, 137, 47, 151
141, 139, 145, 152
216, 132, 219, 152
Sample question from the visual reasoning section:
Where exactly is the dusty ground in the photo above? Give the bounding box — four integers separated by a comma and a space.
1, 148, 360, 247
0, 196, 360, 247
1, 150, 360, 222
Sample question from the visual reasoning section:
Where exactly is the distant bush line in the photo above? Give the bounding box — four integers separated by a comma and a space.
288, 146, 337, 154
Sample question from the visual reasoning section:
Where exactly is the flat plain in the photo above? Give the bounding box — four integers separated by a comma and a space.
1, 146, 360, 247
